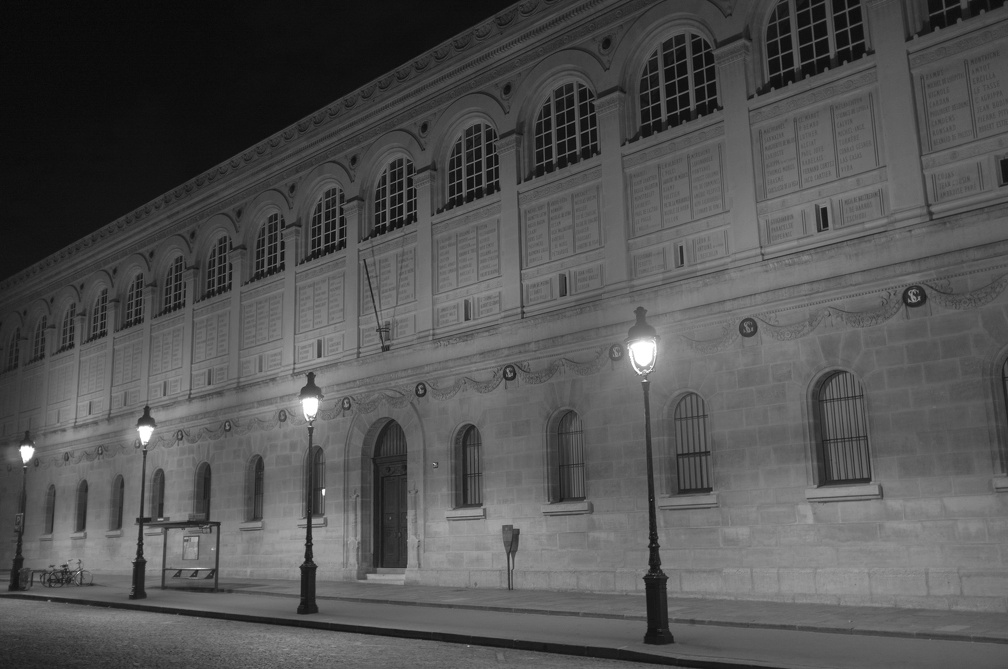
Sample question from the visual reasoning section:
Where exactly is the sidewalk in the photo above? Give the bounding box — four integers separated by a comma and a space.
3, 571, 1007, 668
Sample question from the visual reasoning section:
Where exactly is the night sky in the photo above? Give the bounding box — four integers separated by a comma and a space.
1, 1, 517, 281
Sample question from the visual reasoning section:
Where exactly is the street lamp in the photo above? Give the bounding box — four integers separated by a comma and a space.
297, 371, 323, 615
626, 306, 674, 645
8, 431, 35, 591
130, 405, 156, 600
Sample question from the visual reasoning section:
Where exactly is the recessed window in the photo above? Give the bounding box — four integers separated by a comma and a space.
60, 303, 76, 351
639, 31, 718, 136
308, 186, 347, 259
124, 273, 144, 327
447, 122, 500, 206
44, 485, 56, 534
671, 393, 713, 493
533, 81, 599, 176
151, 469, 166, 519
246, 455, 265, 521
455, 425, 483, 508
75, 480, 89, 532
304, 446, 325, 517
254, 212, 285, 279
765, 0, 867, 90
30, 316, 46, 362
814, 370, 872, 484
194, 462, 212, 520
556, 410, 586, 501
206, 235, 232, 296
110, 475, 125, 531
4, 328, 19, 372
163, 256, 186, 314
90, 289, 108, 339
373, 157, 416, 239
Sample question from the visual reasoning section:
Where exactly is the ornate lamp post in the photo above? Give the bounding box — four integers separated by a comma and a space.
626, 307, 674, 645
297, 372, 323, 615
8, 431, 35, 591
130, 405, 156, 600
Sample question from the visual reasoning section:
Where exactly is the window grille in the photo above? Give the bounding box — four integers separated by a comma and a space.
76, 480, 89, 532
247, 455, 265, 521
254, 212, 285, 278
373, 158, 416, 239
5, 328, 19, 371
110, 475, 124, 531
533, 82, 599, 176
309, 187, 346, 258
91, 289, 108, 339
816, 371, 872, 484
447, 123, 500, 205
639, 32, 718, 135
31, 317, 46, 362
206, 236, 232, 296
194, 462, 211, 519
557, 411, 586, 501
60, 303, 76, 351
765, 0, 867, 89
44, 485, 56, 534
672, 393, 713, 493
457, 425, 483, 507
305, 447, 325, 517
151, 469, 165, 519
125, 273, 144, 327
163, 256, 186, 313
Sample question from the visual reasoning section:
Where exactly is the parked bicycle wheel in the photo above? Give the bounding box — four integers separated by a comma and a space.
47, 571, 64, 587
75, 570, 93, 586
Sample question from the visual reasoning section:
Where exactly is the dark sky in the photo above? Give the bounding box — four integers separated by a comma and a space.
1, 1, 516, 282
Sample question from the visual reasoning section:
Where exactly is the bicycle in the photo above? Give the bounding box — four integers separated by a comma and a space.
45, 559, 92, 587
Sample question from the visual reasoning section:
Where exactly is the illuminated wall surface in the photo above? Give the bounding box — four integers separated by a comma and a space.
2, 1, 1007, 610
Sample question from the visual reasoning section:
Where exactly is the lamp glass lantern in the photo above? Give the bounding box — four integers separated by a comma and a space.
137, 405, 157, 446
299, 372, 323, 423
626, 306, 659, 376
19, 430, 35, 465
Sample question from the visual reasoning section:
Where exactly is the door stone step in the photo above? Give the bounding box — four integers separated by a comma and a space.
365, 569, 405, 585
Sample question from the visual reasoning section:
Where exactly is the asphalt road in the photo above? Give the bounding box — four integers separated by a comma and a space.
0, 599, 671, 668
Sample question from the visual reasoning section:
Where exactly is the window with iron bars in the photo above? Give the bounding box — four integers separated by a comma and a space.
194, 462, 212, 519
447, 123, 500, 207
815, 370, 872, 484
308, 186, 347, 259
372, 157, 416, 239
75, 480, 89, 532
533, 82, 599, 177
124, 273, 144, 327
44, 485, 56, 534
456, 425, 483, 507
672, 393, 713, 493
765, 0, 867, 91
247, 455, 264, 521
163, 256, 186, 314
151, 469, 165, 519
639, 31, 718, 137
557, 411, 586, 501
253, 212, 285, 279
110, 475, 124, 531
206, 236, 232, 297
305, 446, 325, 517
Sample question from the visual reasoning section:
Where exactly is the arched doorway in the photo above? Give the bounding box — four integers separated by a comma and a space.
374, 420, 407, 568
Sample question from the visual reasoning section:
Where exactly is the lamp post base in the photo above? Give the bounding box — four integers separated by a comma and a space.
129, 555, 147, 600
8, 553, 24, 591
297, 559, 318, 614
643, 570, 674, 645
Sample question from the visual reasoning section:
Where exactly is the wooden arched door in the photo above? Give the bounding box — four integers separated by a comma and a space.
374, 421, 407, 568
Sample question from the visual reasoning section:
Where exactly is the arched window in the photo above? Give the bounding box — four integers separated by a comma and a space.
194, 462, 211, 519
455, 425, 483, 507
814, 370, 872, 484
447, 123, 500, 206
151, 469, 166, 520
163, 256, 186, 314
639, 31, 718, 136
90, 288, 108, 339
533, 81, 599, 176
110, 474, 125, 531
556, 410, 585, 501
308, 186, 347, 259
5, 328, 20, 372
304, 446, 325, 517
60, 303, 76, 352
124, 273, 144, 327
253, 212, 285, 278
765, 0, 867, 90
44, 484, 56, 534
30, 317, 46, 363
372, 157, 416, 239
670, 393, 712, 493
206, 235, 232, 297
75, 480, 89, 532
246, 455, 265, 521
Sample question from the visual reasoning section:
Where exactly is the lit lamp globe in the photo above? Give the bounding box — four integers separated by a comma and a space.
626, 306, 659, 377
299, 372, 323, 423
19, 431, 35, 466
136, 405, 157, 446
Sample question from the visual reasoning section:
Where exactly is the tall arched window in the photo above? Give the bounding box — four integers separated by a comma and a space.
639, 31, 718, 135
533, 81, 599, 176
163, 256, 185, 314
110, 474, 125, 531
246, 455, 265, 521
308, 186, 347, 259
814, 370, 872, 484
30, 316, 46, 363
75, 480, 89, 532
254, 212, 285, 278
60, 303, 76, 352
556, 410, 586, 501
124, 273, 144, 327
304, 446, 325, 517
194, 462, 212, 519
5, 328, 20, 372
455, 425, 483, 507
671, 393, 712, 493
90, 288, 108, 339
206, 235, 232, 297
151, 468, 166, 520
44, 484, 56, 534
447, 123, 500, 206
765, 0, 867, 89
372, 157, 416, 238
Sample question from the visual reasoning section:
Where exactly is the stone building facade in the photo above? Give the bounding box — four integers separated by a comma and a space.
2, 0, 1007, 611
